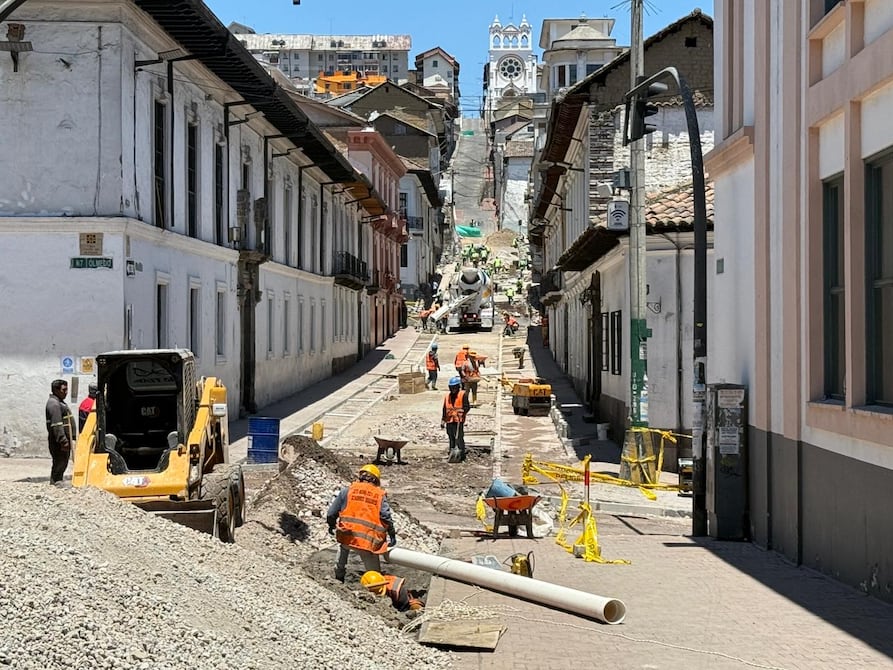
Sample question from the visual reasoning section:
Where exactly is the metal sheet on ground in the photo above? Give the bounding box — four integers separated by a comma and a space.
418, 620, 506, 650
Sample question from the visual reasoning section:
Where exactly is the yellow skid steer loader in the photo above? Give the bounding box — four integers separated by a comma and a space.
72, 350, 245, 542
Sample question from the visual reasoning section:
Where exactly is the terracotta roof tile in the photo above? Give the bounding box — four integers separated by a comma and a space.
645, 180, 714, 229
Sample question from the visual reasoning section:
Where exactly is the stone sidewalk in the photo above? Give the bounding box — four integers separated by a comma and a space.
423, 326, 893, 668
423, 515, 893, 669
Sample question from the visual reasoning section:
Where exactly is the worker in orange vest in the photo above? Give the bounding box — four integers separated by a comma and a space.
78, 383, 98, 433
361, 571, 424, 612
442, 376, 471, 463
425, 342, 440, 390
459, 351, 481, 404
454, 344, 470, 376
326, 464, 396, 583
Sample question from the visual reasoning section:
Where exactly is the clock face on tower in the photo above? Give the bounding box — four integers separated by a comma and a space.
499, 56, 523, 81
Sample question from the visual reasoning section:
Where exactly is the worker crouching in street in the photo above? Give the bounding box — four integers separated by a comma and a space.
459, 351, 481, 405
425, 342, 440, 390
361, 571, 424, 612
442, 377, 471, 463
327, 464, 397, 583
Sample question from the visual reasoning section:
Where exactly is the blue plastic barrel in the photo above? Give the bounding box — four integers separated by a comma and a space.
247, 416, 280, 464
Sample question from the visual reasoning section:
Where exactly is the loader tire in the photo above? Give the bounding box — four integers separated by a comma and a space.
230, 465, 246, 528
201, 471, 236, 543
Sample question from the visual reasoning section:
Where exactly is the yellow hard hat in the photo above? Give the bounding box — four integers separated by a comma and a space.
468, 350, 477, 356
361, 570, 388, 590
359, 464, 381, 481
462, 344, 470, 350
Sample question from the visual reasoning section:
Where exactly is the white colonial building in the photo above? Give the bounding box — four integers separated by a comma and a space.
707, 0, 893, 602
413, 47, 460, 103
538, 15, 624, 96
0, 0, 388, 455
399, 158, 443, 303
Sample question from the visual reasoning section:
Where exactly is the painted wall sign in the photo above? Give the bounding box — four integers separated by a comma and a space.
70, 257, 113, 269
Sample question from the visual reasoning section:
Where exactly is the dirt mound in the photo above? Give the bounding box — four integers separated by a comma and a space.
485, 228, 520, 249
236, 438, 443, 630
280, 434, 357, 480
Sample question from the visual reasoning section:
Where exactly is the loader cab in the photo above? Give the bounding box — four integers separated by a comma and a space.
94, 350, 196, 472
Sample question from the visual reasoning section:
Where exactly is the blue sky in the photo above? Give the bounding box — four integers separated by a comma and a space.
205, 0, 713, 113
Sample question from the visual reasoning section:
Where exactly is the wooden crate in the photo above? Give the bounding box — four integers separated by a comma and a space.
398, 371, 426, 394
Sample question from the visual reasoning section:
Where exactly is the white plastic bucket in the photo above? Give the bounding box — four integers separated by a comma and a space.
596, 423, 610, 441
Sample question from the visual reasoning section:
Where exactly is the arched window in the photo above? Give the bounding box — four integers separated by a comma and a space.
521, 34, 529, 48
492, 35, 500, 48
511, 36, 519, 48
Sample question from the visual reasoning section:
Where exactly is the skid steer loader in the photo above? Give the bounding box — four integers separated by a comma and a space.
72, 349, 246, 542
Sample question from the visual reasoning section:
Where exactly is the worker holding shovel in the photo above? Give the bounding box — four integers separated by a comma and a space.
442, 376, 471, 463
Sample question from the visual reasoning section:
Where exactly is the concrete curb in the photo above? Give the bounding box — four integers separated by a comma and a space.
540, 494, 692, 520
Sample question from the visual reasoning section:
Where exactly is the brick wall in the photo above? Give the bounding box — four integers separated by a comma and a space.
588, 19, 714, 111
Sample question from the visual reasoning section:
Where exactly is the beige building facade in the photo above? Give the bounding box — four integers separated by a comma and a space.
708, 0, 893, 603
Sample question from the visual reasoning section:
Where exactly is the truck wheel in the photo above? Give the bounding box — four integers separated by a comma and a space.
201, 471, 236, 543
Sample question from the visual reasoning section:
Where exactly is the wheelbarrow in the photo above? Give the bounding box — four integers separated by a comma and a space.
484, 495, 542, 539
373, 436, 409, 464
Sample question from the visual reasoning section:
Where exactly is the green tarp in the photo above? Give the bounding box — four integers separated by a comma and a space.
455, 225, 483, 237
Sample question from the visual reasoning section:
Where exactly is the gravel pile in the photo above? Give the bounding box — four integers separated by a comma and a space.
238, 437, 442, 565
0, 482, 451, 669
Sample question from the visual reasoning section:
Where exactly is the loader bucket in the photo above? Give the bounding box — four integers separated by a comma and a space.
136, 499, 218, 537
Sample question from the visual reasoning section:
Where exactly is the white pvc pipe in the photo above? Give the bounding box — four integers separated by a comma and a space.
387, 547, 626, 624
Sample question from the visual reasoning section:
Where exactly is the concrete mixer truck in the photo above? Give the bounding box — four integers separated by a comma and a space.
433, 267, 494, 332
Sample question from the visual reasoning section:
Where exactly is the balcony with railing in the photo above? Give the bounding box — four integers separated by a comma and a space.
366, 268, 381, 294
406, 215, 424, 233
540, 269, 564, 306
333, 251, 368, 291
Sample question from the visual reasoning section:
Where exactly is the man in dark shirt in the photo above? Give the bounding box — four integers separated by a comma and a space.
45, 379, 74, 484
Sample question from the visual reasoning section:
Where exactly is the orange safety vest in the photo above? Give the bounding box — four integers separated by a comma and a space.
444, 390, 467, 424
335, 481, 389, 554
425, 351, 438, 371
460, 360, 479, 382
381, 575, 423, 611
454, 350, 468, 368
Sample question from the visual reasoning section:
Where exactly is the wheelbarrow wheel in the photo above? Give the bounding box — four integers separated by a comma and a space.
508, 523, 519, 537
513, 405, 520, 415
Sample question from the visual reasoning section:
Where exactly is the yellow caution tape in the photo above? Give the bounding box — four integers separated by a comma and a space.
474, 495, 493, 532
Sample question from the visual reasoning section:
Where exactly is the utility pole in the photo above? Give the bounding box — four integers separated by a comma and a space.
628, 0, 649, 431
624, 66, 709, 535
